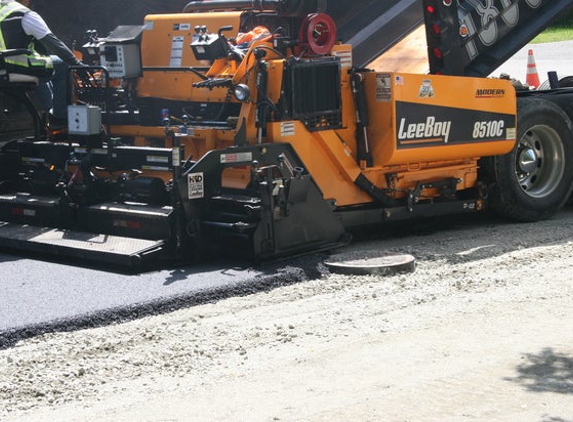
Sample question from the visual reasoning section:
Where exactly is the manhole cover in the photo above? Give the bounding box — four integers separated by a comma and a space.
324, 253, 416, 275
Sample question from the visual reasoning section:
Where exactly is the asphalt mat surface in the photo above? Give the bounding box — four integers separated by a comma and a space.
0, 250, 324, 347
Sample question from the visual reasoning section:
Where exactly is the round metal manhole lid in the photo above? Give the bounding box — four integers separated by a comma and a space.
324, 252, 416, 276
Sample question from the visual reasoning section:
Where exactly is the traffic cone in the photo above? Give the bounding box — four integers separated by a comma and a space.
526, 49, 540, 89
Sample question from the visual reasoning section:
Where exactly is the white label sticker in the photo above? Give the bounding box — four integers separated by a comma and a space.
187, 172, 204, 199
281, 121, 295, 137
141, 166, 169, 172
147, 155, 169, 163
332, 50, 352, 68
376, 74, 392, 102
172, 148, 180, 166
220, 152, 253, 164
170, 36, 184, 67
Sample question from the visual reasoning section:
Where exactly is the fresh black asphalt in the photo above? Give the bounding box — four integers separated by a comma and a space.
0, 251, 323, 349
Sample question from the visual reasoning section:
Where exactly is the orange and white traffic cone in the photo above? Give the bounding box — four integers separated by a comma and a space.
526, 49, 540, 89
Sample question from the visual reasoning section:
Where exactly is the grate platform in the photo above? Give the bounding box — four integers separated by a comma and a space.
0, 221, 166, 266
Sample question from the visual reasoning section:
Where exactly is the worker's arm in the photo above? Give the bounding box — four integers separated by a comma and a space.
21, 9, 82, 66
36, 33, 82, 66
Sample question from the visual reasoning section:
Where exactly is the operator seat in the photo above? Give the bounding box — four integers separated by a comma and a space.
0, 49, 40, 84
0, 49, 45, 139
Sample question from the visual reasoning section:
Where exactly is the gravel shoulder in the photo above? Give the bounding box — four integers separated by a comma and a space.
2, 207, 573, 421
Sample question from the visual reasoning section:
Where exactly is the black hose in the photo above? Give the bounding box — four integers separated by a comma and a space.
184, 0, 283, 13
183, 0, 322, 16
355, 174, 398, 207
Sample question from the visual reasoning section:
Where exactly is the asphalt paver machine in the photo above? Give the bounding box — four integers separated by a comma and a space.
1, 0, 573, 267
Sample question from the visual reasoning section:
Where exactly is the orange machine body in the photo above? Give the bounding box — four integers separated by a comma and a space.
102, 12, 517, 209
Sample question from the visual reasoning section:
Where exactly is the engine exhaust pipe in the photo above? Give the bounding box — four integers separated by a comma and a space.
183, 0, 326, 16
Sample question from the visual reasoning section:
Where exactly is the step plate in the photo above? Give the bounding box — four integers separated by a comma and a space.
0, 221, 165, 266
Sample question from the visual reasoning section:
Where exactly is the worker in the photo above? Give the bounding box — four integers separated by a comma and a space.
0, 0, 83, 123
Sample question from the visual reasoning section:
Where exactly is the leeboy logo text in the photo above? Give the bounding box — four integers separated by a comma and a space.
398, 116, 452, 144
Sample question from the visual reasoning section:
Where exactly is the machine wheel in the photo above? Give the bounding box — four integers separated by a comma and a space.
538, 75, 573, 90
488, 97, 573, 221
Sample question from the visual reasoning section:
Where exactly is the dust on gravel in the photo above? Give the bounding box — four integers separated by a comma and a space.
1, 209, 573, 421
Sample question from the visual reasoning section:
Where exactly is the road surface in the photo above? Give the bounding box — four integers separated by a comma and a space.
2, 204, 573, 421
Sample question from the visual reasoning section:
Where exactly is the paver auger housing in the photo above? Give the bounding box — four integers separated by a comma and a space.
1, 0, 573, 266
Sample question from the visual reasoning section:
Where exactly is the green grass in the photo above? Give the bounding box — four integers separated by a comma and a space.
532, 26, 573, 44
531, 11, 573, 43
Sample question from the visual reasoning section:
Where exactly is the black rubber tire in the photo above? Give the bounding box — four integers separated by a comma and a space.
538, 75, 573, 90
488, 97, 573, 222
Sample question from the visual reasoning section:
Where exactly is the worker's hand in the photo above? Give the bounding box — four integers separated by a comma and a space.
72, 65, 93, 87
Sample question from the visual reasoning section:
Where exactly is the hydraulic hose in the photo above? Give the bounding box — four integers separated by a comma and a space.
355, 174, 398, 207
183, 0, 325, 16
184, 0, 282, 12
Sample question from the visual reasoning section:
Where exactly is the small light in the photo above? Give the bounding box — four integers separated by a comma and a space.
432, 23, 441, 35
443, 0, 452, 6
433, 47, 444, 59
233, 84, 250, 102
426, 5, 436, 14
459, 24, 469, 37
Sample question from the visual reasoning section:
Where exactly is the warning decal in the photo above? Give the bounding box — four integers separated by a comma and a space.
187, 172, 204, 199
170, 36, 184, 67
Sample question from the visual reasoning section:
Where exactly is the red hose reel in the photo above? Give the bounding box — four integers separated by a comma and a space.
298, 13, 337, 55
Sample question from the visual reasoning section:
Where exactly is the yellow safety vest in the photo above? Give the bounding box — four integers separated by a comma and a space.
0, 1, 53, 77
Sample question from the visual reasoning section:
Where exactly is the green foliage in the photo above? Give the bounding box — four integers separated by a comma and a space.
532, 8, 573, 43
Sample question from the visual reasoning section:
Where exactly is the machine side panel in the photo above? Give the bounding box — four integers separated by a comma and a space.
365, 73, 517, 166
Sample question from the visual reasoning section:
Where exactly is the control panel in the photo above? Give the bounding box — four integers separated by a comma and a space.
67, 105, 102, 135
100, 44, 141, 78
